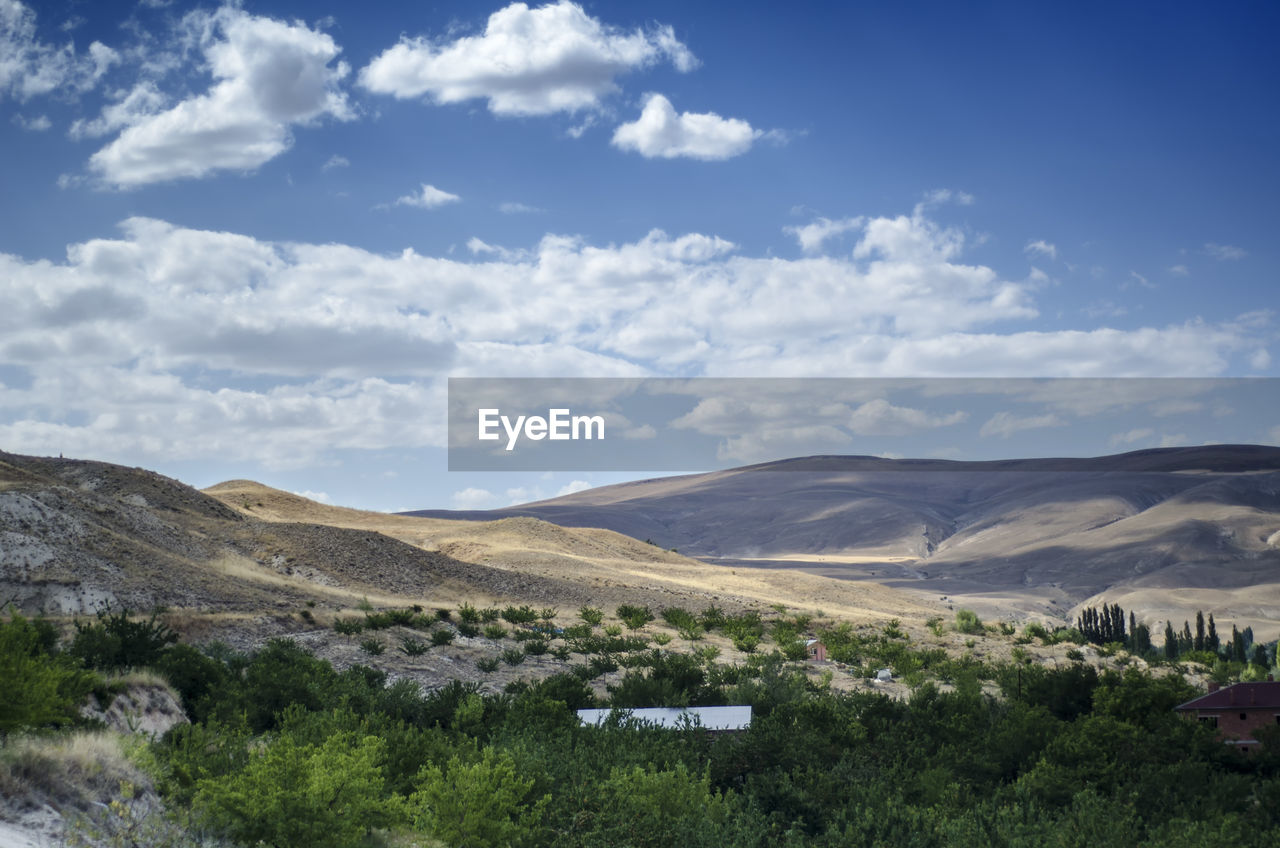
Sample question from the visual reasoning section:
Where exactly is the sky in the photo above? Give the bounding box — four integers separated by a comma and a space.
1, 0, 1277, 511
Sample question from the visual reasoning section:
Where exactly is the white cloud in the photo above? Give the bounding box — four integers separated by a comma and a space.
359, 0, 695, 116
394, 184, 461, 209
321, 154, 349, 171
291, 489, 332, 504
1158, 433, 1188, 447
1024, 240, 1057, 260
556, 480, 592, 496
499, 201, 542, 215
612, 93, 761, 160
0, 0, 118, 101
0, 206, 1266, 469
979, 411, 1065, 438
1169, 264, 1189, 276
1205, 242, 1246, 261
86, 7, 352, 187
1108, 427, 1153, 447
451, 487, 498, 509
10, 112, 49, 131
785, 217, 863, 253
847, 399, 966, 436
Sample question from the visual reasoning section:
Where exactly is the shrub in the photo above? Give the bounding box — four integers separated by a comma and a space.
401, 638, 428, 657
524, 640, 549, 656
193, 731, 394, 848
457, 622, 481, 638
604, 624, 623, 637
436, 608, 453, 622
69, 607, 177, 670
539, 608, 558, 622
955, 609, 984, 635
458, 603, 481, 624
484, 624, 508, 640
480, 607, 501, 623
477, 657, 500, 673
501, 606, 540, 625
332, 618, 363, 637
430, 629, 455, 647
1, 611, 97, 734
926, 616, 946, 637
501, 648, 526, 667
359, 638, 384, 656
578, 606, 604, 626
699, 606, 726, 631
407, 748, 548, 848
617, 605, 654, 630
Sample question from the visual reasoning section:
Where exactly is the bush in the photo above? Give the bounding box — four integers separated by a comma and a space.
501, 648, 526, 667
477, 657, 500, 673
955, 609, 984, 635
484, 624, 508, 640
617, 605, 655, 630
431, 629, 455, 647
524, 640, 549, 656
579, 606, 604, 626
1, 611, 97, 734
69, 607, 177, 670
407, 748, 548, 848
457, 622, 481, 638
360, 638, 385, 656
502, 606, 540, 625
193, 731, 395, 848
332, 617, 364, 637
436, 608, 453, 622
458, 603, 481, 624
480, 607, 501, 623
401, 637, 428, 657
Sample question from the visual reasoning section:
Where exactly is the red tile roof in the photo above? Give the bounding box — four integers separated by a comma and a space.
1174, 681, 1280, 712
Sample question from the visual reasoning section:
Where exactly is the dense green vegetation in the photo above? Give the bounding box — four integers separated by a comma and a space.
4, 603, 1280, 847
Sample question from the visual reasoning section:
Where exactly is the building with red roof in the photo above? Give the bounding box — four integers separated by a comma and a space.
1174, 680, 1280, 754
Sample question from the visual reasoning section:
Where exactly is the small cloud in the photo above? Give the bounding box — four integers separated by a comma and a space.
499, 201, 542, 214
785, 216, 863, 253
11, 113, 51, 131
1250, 348, 1271, 370
567, 114, 597, 138
291, 489, 332, 504
979, 411, 1064, 438
466, 237, 527, 262
1168, 264, 1189, 276
1125, 270, 1154, 290
322, 154, 350, 171
847, 399, 967, 436
1024, 240, 1057, 260
612, 93, 763, 161
452, 487, 498, 509
1205, 242, 1246, 261
623, 423, 657, 440
556, 480, 592, 497
394, 183, 461, 209
1158, 433, 1188, 448
1108, 427, 1153, 448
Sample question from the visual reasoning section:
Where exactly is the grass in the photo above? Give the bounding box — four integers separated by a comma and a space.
0, 731, 144, 813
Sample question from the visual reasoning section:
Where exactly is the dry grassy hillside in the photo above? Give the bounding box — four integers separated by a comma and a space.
203, 479, 944, 625
404, 447, 1280, 639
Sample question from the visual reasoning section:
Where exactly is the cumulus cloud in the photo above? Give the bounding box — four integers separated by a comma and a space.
86, 7, 352, 187
1108, 427, 1154, 447
0, 0, 118, 101
359, 1, 695, 116
785, 216, 863, 253
0, 204, 1267, 468
612, 93, 761, 160
394, 184, 461, 209
10, 112, 50, 131
321, 154, 349, 171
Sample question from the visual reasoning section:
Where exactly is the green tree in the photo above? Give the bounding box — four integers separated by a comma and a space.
193, 730, 395, 848
0, 611, 95, 734
408, 748, 548, 848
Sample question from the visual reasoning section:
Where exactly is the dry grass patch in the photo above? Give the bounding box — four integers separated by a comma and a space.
0, 731, 144, 814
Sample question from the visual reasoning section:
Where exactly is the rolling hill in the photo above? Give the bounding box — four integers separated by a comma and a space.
403, 446, 1280, 637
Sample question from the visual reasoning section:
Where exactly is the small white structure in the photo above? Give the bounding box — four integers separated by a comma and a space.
576, 706, 752, 732
875, 668, 893, 682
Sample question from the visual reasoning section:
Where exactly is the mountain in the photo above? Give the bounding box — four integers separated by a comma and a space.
0, 451, 942, 640
403, 446, 1280, 637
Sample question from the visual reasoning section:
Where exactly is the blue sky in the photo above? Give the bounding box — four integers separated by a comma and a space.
1, 0, 1277, 510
